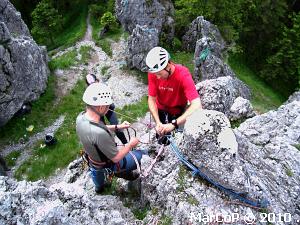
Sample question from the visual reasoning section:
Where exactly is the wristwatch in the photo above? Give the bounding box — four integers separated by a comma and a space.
171, 119, 178, 129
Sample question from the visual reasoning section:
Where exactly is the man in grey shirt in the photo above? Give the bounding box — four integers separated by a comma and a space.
76, 83, 145, 193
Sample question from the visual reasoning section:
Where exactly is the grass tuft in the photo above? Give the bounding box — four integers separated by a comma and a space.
228, 54, 285, 113
5, 151, 21, 167
14, 78, 87, 181
49, 50, 77, 71
115, 96, 149, 123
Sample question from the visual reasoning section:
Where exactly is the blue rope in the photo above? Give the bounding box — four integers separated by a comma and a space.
166, 136, 269, 208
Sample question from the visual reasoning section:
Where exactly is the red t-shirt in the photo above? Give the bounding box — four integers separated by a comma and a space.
148, 64, 199, 115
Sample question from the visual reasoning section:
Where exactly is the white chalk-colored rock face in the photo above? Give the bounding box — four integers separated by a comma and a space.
184, 109, 231, 139
217, 127, 238, 155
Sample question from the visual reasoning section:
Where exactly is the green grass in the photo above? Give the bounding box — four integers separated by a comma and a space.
14, 78, 87, 181
0, 75, 56, 147
48, 45, 92, 71
90, 14, 124, 57
132, 205, 150, 220
79, 45, 93, 64
176, 165, 188, 193
115, 96, 149, 123
49, 50, 78, 71
171, 51, 195, 75
97, 38, 113, 57
101, 66, 110, 75
228, 54, 285, 113
158, 215, 172, 225
11, 87, 148, 181
47, 3, 88, 51
5, 151, 21, 167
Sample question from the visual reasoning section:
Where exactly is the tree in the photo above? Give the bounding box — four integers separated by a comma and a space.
31, 0, 63, 45
100, 11, 117, 31
174, 0, 244, 44
262, 12, 300, 94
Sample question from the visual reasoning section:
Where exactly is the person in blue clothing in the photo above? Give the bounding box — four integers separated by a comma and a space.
86, 74, 128, 144
76, 83, 145, 193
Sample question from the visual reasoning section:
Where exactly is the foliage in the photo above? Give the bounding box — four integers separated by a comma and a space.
174, 0, 298, 96
261, 12, 300, 92
89, 3, 106, 18
170, 51, 194, 75
31, 0, 63, 45
47, 1, 88, 50
174, 0, 243, 43
238, 0, 295, 95
100, 11, 118, 30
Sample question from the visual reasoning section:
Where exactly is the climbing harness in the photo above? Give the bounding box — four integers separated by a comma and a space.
165, 135, 269, 209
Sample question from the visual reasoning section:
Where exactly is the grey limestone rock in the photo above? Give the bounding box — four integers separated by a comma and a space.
116, 0, 174, 71
0, 173, 137, 225
194, 36, 234, 82
196, 76, 252, 120
115, 0, 174, 40
141, 96, 300, 224
182, 16, 225, 53
0, 0, 30, 37
126, 25, 159, 71
0, 0, 49, 126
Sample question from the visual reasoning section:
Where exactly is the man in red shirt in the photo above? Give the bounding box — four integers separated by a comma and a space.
146, 47, 202, 141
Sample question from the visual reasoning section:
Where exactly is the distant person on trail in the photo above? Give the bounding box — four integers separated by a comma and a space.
146, 46, 202, 143
85, 74, 128, 144
76, 83, 146, 193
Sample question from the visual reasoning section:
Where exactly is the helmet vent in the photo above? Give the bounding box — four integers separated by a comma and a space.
93, 97, 97, 101
160, 60, 166, 66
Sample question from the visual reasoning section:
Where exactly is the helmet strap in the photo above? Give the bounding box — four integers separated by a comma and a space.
164, 64, 172, 79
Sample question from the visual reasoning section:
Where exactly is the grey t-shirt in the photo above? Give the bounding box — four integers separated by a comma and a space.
76, 112, 118, 161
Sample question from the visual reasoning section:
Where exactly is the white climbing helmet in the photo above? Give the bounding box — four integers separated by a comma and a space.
83, 83, 113, 106
145, 46, 170, 73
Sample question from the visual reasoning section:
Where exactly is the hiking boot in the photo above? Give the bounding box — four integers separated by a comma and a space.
128, 178, 141, 195
95, 186, 105, 194
115, 170, 140, 181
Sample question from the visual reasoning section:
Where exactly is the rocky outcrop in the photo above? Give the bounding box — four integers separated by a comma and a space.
116, 0, 175, 71
1, 93, 299, 224
0, 0, 30, 36
115, 0, 174, 40
0, 0, 49, 126
181, 16, 235, 82
126, 25, 159, 71
196, 76, 254, 120
141, 96, 300, 224
182, 16, 225, 53
0, 159, 137, 225
194, 36, 235, 82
